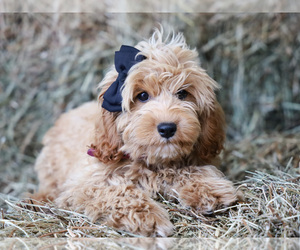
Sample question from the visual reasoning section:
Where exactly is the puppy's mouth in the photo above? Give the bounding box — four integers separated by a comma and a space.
149, 142, 194, 164
121, 138, 195, 165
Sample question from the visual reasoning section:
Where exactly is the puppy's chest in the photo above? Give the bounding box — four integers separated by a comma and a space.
109, 164, 177, 193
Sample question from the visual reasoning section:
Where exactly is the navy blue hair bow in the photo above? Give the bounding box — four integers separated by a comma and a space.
102, 45, 146, 112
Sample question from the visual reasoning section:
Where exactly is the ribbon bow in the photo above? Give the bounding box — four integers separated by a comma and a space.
102, 45, 146, 112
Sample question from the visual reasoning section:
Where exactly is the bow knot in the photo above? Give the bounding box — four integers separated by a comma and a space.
118, 71, 127, 82
102, 45, 146, 112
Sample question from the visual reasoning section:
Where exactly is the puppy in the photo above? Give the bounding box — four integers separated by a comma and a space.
33, 29, 237, 236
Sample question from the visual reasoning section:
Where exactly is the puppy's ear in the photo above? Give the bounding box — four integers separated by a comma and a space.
90, 108, 123, 163
90, 71, 124, 164
197, 102, 226, 164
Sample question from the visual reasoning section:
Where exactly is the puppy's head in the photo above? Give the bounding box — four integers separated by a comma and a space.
92, 30, 225, 166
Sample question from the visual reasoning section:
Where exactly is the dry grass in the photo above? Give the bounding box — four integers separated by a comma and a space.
1, 133, 299, 239
1, 12, 300, 240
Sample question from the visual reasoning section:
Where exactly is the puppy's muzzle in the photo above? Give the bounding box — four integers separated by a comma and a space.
157, 123, 177, 139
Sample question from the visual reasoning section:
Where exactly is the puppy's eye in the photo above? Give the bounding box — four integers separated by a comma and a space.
176, 90, 188, 100
137, 91, 150, 102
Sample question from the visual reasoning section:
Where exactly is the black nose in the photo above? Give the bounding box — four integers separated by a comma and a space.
157, 123, 177, 139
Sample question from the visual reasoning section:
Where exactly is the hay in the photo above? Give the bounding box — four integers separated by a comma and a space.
1, 133, 299, 238
222, 132, 300, 181
0, 199, 134, 238
1, 170, 299, 238
1, 12, 300, 239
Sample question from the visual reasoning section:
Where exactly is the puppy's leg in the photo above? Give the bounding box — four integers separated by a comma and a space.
57, 184, 173, 237
173, 166, 237, 214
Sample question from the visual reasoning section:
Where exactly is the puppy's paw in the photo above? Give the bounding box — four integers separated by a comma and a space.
108, 202, 173, 237
178, 178, 237, 214
137, 209, 174, 237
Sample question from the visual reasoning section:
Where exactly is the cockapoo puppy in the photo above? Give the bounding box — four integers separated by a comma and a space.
33, 29, 237, 236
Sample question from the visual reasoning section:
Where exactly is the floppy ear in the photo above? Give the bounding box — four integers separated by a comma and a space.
90, 71, 124, 164
196, 102, 226, 164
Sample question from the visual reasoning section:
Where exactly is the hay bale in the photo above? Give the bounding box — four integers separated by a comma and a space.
1, 12, 299, 238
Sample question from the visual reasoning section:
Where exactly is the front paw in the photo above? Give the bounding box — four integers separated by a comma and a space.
178, 178, 237, 214
108, 202, 174, 237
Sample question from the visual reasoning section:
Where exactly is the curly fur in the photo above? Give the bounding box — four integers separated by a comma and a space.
32, 29, 237, 236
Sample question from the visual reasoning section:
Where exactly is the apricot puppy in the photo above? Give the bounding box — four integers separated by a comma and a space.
33, 29, 237, 236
